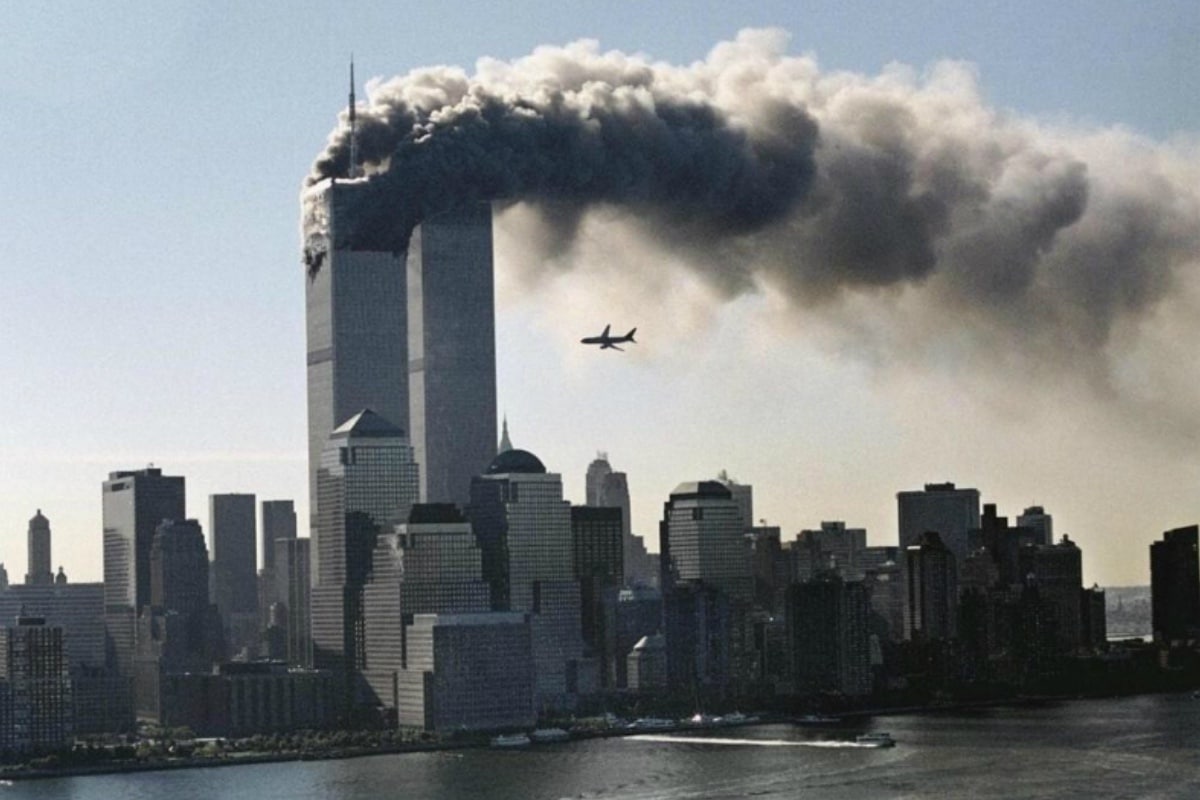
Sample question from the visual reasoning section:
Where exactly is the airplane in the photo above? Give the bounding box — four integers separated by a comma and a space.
581, 324, 637, 351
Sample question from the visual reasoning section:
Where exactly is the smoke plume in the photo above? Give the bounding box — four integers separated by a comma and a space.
304, 29, 1200, 427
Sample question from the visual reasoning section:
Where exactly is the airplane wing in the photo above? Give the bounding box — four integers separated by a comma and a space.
601, 324, 611, 337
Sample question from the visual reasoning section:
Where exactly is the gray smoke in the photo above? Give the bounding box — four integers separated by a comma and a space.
303, 30, 1200, 411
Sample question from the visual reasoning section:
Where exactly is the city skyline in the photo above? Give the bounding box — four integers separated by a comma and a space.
4, 2, 1200, 587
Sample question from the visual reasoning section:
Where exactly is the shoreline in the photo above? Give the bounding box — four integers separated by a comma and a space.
1, 689, 1189, 782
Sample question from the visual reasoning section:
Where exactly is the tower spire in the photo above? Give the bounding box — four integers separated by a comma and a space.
498, 414, 513, 454
348, 56, 361, 179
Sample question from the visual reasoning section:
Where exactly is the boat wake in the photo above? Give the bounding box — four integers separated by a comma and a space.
627, 735, 877, 749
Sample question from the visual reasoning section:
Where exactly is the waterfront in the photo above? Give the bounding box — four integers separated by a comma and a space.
6, 693, 1200, 799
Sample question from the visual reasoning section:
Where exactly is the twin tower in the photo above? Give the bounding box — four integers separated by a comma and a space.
305, 182, 496, 524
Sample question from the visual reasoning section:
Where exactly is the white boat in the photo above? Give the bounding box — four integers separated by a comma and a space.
856, 732, 896, 748
490, 733, 532, 748
630, 717, 675, 731
531, 727, 570, 743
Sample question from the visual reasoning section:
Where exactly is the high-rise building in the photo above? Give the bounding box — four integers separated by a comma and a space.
1017, 506, 1054, 546
585, 453, 648, 586
311, 409, 420, 706
407, 204, 497, 508
1150, 524, 1200, 644
715, 471, 753, 532
305, 180, 496, 527
469, 449, 588, 710
571, 506, 623, 688
659, 482, 752, 604
274, 537, 312, 668
897, 482, 981, 566
362, 504, 490, 706
26, 510, 52, 586
660, 481, 753, 691
306, 182, 410, 533
102, 467, 185, 675
904, 531, 958, 641
0, 615, 73, 753
137, 519, 224, 721
209, 494, 258, 656
1018, 535, 1084, 652
786, 574, 871, 697
261, 500, 297, 572
793, 521, 868, 582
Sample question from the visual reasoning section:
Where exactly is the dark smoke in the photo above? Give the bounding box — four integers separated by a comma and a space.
303, 30, 1200, 400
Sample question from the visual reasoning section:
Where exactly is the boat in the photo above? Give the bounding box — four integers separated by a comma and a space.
490, 733, 532, 748
855, 732, 896, 748
629, 717, 675, 731
531, 727, 570, 743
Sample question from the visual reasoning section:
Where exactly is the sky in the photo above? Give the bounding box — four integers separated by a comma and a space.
2, 1, 1198, 587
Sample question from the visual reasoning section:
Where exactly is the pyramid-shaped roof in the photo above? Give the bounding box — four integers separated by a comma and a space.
330, 409, 406, 439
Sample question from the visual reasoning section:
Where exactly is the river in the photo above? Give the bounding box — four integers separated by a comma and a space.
6, 693, 1199, 799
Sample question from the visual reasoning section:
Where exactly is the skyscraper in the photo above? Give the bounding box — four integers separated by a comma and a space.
585, 453, 645, 585
274, 537, 312, 668
311, 409, 420, 706
786, 573, 871, 697
26, 510, 52, 586
305, 182, 409, 533
260, 500, 297, 572
102, 467, 185, 675
659, 481, 752, 604
469, 449, 588, 710
305, 179, 496, 526
897, 482, 981, 566
904, 531, 958, 641
407, 204, 497, 508
1017, 506, 1054, 546
209, 494, 258, 656
1150, 524, 1200, 644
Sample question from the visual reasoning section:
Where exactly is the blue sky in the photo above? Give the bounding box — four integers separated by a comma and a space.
2, 1, 1198, 586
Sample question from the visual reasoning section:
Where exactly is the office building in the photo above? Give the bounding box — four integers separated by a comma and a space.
136, 519, 224, 721
571, 506, 623, 688
747, 526, 788, 614
1018, 536, 1084, 652
102, 467, 185, 675
786, 574, 871, 697
362, 504, 490, 706
714, 471, 753, 532
1017, 506, 1054, 546
274, 537, 313, 667
793, 521, 868, 581
469, 449, 588, 710
904, 531, 958, 641
615, 586, 662, 689
972, 504, 1044, 587
1150, 524, 1200, 644
407, 204, 497, 508
261, 500, 297, 572
897, 482, 980, 566
660, 482, 752, 604
26, 510, 52, 586
0, 615, 73, 753
395, 613, 535, 732
209, 494, 258, 656
312, 409, 420, 706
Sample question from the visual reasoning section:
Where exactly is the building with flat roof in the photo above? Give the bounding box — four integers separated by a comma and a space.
1150, 525, 1200, 644
897, 482, 980, 566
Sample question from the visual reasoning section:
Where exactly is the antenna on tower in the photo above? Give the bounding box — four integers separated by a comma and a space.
348, 55, 361, 179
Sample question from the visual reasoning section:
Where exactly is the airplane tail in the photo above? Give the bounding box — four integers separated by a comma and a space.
626, 328, 637, 342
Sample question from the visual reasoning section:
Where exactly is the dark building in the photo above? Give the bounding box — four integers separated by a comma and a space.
0, 615, 73, 753
898, 482, 980, 567
786, 574, 871, 697
904, 531, 958, 641
209, 494, 259, 657
1081, 585, 1107, 650
136, 520, 224, 722
274, 538, 312, 667
615, 586, 663, 689
26, 510, 53, 586
971, 504, 1043, 587
1018, 536, 1083, 653
1150, 525, 1200, 644
260, 500, 297, 573
102, 468, 186, 676
571, 506, 623, 688
662, 582, 731, 697
747, 526, 788, 615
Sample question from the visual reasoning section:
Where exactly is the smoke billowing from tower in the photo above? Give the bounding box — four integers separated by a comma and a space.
303, 29, 1200, 426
